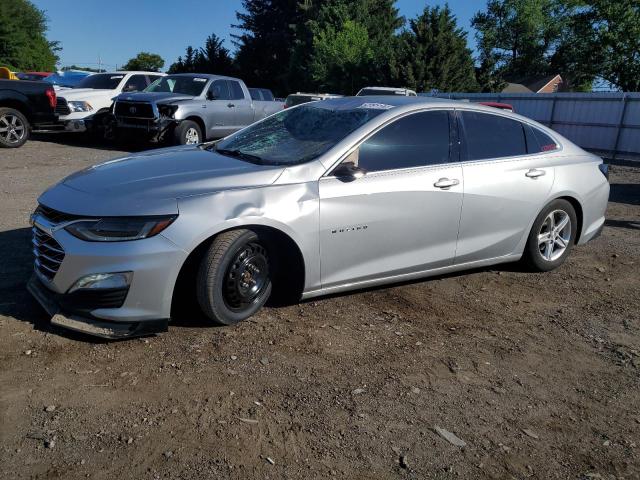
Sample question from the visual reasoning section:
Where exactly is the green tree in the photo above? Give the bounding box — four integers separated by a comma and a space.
394, 5, 479, 93
472, 0, 565, 89
554, 0, 640, 92
0, 0, 59, 71
121, 52, 164, 72
310, 19, 374, 94
233, 0, 305, 95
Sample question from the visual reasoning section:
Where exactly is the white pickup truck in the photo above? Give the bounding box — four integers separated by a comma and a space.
55, 71, 164, 132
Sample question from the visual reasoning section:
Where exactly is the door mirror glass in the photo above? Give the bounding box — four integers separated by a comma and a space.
206, 90, 217, 101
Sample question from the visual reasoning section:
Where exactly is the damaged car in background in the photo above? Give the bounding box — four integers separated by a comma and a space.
110, 73, 283, 145
28, 96, 609, 339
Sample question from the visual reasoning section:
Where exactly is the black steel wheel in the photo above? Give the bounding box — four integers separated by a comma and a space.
197, 229, 272, 325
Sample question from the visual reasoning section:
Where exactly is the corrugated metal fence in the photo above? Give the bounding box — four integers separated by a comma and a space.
424, 92, 640, 161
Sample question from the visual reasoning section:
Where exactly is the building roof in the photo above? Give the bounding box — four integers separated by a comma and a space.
502, 75, 562, 93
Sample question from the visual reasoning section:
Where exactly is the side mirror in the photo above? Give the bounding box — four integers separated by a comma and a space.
332, 161, 367, 181
206, 91, 217, 101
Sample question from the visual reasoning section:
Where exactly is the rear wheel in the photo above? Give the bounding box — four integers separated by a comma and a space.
174, 120, 202, 145
197, 229, 272, 325
0, 107, 30, 148
523, 199, 577, 272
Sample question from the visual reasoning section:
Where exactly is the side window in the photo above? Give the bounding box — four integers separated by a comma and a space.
461, 111, 527, 160
354, 110, 450, 173
249, 88, 261, 100
260, 89, 274, 101
208, 80, 230, 100
122, 74, 148, 92
228, 80, 246, 100
147, 75, 163, 86
531, 126, 560, 153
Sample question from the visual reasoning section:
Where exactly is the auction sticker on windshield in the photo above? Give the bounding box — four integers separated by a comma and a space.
194, 78, 207, 82
358, 103, 394, 110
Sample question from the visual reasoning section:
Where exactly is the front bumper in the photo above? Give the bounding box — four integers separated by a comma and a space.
27, 215, 188, 338
112, 114, 177, 141
27, 275, 167, 339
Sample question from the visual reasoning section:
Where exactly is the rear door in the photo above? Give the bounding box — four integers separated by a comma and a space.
454, 110, 555, 264
227, 80, 255, 129
319, 109, 463, 289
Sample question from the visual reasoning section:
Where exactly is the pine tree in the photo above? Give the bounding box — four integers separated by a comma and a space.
395, 5, 479, 93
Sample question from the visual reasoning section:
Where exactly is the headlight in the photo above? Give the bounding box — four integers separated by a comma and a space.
67, 101, 93, 112
65, 216, 176, 242
158, 104, 178, 117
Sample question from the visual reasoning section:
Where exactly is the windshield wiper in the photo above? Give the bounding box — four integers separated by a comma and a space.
214, 148, 265, 165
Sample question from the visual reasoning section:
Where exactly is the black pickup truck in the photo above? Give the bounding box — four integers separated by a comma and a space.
0, 79, 58, 148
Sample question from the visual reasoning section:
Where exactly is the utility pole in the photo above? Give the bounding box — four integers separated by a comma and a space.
98, 54, 102, 72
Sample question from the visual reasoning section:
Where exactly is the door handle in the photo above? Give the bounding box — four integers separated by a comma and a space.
434, 178, 460, 189
525, 168, 546, 179
227, 103, 235, 108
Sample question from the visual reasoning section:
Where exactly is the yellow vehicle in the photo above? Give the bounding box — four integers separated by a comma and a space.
0, 67, 19, 80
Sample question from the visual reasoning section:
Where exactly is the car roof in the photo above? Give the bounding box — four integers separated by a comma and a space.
165, 73, 239, 81
315, 95, 450, 110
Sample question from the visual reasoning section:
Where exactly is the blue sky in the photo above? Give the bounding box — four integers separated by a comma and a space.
32, 0, 480, 71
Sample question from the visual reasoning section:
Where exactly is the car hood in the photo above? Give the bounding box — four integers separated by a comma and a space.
38, 146, 285, 216
58, 88, 118, 100
116, 91, 195, 104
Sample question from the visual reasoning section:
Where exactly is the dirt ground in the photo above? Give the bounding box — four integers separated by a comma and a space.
0, 135, 639, 480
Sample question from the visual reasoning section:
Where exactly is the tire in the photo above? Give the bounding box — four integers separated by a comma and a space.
173, 120, 202, 145
197, 229, 272, 325
0, 107, 30, 148
523, 199, 577, 272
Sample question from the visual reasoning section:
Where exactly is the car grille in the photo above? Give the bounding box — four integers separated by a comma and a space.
35, 204, 82, 224
32, 227, 65, 281
55, 97, 70, 115
114, 101, 155, 119
60, 288, 129, 310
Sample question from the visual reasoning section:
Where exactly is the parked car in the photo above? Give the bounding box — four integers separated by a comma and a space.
478, 101, 515, 112
111, 74, 282, 145
44, 70, 93, 89
28, 96, 609, 339
0, 79, 57, 147
356, 86, 417, 96
248, 87, 285, 116
16, 72, 53, 81
55, 71, 164, 133
284, 92, 343, 108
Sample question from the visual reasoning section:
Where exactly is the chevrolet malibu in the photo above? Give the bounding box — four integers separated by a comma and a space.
28, 97, 609, 339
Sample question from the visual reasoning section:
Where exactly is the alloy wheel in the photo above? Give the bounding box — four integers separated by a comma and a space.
0, 114, 26, 144
537, 209, 572, 262
184, 127, 200, 145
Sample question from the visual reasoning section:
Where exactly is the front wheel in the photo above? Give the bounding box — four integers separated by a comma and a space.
174, 120, 202, 145
0, 107, 30, 148
196, 229, 272, 325
523, 199, 577, 272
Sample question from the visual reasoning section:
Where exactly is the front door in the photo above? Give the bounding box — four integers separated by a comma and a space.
319, 109, 464, 289
206, 80, 236, 138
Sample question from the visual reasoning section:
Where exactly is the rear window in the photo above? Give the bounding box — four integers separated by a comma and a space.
461, 111, 527, 160
249, 88, 261, 100
260, 89, 274, 101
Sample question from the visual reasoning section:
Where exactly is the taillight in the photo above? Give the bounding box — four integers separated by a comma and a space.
598, 163, 609, 180
45, 87, 57, 109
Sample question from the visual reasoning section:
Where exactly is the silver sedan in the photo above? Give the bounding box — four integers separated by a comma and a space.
28, 96, 609, 338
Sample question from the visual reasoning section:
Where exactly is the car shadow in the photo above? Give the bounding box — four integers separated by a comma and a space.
609, 183, 640, 206
31, 132, 150, 153
605, 218, 640, 231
